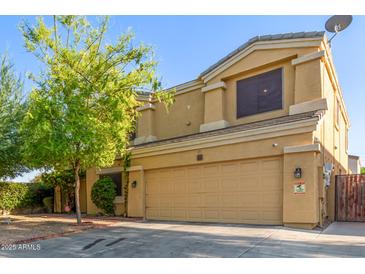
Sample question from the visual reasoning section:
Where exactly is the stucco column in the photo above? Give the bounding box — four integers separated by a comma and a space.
200, 81, 229, 132
134, 103, 157, 145
292, 51, 324, 104
282, 144, 321, 229
127, 166, 145, 218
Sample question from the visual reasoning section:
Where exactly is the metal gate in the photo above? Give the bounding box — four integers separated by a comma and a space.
336, 175, 365, 222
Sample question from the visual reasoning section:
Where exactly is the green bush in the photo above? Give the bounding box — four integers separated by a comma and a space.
24, 181, 54, 207
91, 177, 116, 215
43, 196, 54, 213
0, 182, 29, 212
0, 181, 54, 212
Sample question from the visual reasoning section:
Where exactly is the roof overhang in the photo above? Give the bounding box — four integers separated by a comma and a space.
130, 112, 322, 158
200, 36, 324, 83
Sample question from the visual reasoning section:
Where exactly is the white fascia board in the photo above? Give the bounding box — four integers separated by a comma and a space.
201, 81, 226, 93
289, 98, 328, 115
291, 50, 325, 66
283, 143, 321, 154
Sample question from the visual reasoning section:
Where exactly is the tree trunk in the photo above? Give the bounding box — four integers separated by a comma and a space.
74, 160, 82, 225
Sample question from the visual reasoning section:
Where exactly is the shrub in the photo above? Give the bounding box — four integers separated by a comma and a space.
91, 177, 116, 215
21, 181, 54, 208
0, 182, 29, 212
43, 196, 54, 213
0, 181, 54, 213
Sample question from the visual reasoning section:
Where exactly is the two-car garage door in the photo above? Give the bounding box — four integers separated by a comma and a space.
145, 157, 283, 225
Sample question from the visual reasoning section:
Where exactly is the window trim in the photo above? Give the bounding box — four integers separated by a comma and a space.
236, 67, 284, 119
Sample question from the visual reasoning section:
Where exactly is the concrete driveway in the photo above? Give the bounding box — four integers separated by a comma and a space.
1, 221, 365, 258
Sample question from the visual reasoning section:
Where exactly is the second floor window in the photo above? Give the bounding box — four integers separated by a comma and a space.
236, 68, 283, 118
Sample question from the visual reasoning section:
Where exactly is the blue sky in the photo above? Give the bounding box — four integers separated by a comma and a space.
1, 15, 364, 182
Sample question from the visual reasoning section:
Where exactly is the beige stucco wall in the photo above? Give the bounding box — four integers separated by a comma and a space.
283, 151, 320, 228
86, 160, 126, 215
131, 133, 313, 171
127, 131, 323, 228
312, 53, 349, 222
153, 88, 204, 139
223, 61, 294, 126
85, 36, 350, 229
135, 47, 321, 141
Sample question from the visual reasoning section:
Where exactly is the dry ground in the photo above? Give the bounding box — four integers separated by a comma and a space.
0, 214, 129, 245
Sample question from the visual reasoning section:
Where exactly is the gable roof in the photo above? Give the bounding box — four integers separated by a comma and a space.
199, 31, 325, 78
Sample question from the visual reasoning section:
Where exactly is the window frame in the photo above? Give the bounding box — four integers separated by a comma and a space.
236, 67, 284, 119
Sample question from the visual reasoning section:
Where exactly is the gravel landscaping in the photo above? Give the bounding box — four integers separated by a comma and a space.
0, 214, 126, 245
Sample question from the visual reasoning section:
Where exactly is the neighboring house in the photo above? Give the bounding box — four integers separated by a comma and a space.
86, 31, 349, 229
348, 155, 361, 174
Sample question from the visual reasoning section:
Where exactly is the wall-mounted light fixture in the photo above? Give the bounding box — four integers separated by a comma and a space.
131, 181, 137, 188
272, 143, 278, 148
294, 168, 302, 179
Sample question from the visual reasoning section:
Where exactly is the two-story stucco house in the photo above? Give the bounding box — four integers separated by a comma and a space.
85, 31, 349, 229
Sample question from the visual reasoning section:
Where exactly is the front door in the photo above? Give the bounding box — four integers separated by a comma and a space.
336, 175, 365, 222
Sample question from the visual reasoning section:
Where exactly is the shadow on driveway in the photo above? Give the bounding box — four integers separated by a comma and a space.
1, 221, 364, 258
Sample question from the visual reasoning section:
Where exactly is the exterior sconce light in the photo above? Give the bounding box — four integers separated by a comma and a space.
294, 168, 302, 179
131, 181, 137, 188
272, 143, 278, 148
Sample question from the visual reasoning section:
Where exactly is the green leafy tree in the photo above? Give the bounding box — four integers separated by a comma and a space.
20, 16, 174, 224
0, 55, 27, 179
361, 167, 365, 175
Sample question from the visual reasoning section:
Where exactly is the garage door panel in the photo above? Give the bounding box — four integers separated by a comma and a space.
202, 178, 220, 192
262, 191, 282, 206
240, 161, 259, 175
237, 210, 261, 222
146, 196, 159, 208
221, 163, 240, 175
202, 164, 220, 177
159, 197, 173, 208
189, 194, 202, 207
187, 167, 202, 178
262, 158, 281, 171
174, 181, 187, 193
221, 209, 239, 220
261, 175, 282, 189
173, 195, 188, 208
204, 194, 220, 207
172, 168, 186, 179
146, 208, 159, 219
204, 208, 220, 220
145, 157, 283, 225
159, 181, 173, 194
221, 177, 239, 191
173, 208, 187, 219
188, 209, 203, 219
188, 180, 203, 193
221, 193, 239, 207
239, 193, 262, 207
146, 180, 159, 194
238, 176, 259, 191
262, 210, 282, 223
160, 208, 172, 218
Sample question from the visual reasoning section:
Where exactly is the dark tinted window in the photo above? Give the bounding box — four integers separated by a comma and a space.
237, 68, 283, 118
100, 172, 122, 196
